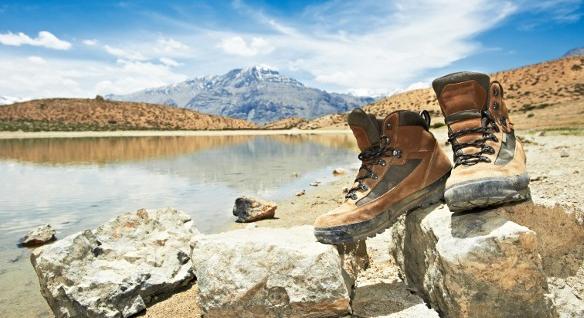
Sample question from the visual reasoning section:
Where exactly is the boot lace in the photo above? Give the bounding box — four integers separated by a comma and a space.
345, 136, 401, 200
448, 110, 500, 167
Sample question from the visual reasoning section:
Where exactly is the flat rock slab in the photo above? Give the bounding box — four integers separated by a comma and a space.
391, 203, 555, 318
31, 208, 198, 318
192, 225, 351, 317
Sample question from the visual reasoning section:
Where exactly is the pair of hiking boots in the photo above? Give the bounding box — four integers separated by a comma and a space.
314, 71, 530, 244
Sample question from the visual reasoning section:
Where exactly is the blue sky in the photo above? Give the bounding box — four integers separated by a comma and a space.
0, 0, 582, 99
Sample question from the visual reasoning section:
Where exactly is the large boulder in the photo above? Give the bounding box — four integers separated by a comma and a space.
192, 225, 351, 317
30, 208, 198, 318
390, 203, 556, 318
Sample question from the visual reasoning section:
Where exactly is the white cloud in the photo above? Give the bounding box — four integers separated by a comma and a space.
211, 0, 520, 95
156, 38, 189, 53
82, 39, 98, 46
104, 45, 147, 61
0, 0, 579, 99
0, 54, 187, 98
0, 31, 72, 50
218, 36, 274, 56
27, 56, 47, 64
159, 57, 180, 67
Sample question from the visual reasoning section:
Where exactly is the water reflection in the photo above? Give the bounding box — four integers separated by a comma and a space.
0, 133, 358, 318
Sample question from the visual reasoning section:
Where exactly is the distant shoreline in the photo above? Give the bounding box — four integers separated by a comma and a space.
0, 129, 352, 139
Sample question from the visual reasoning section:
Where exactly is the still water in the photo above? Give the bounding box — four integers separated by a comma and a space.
0, 133, 358, 317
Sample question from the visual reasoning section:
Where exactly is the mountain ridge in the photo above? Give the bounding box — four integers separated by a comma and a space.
282, 55, 584, 130
107, 66, 374, 123
0, 98, 256, 131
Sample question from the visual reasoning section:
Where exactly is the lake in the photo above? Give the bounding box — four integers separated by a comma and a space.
0, 133, 358, 317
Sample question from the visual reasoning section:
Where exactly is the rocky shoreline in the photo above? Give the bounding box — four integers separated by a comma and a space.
27, 131, 584, 317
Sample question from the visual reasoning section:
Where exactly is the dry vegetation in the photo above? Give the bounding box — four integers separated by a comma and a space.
0, 98, 256, 131
289, 56, 584, 130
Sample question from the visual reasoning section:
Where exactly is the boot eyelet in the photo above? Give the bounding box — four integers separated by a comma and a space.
378, 159, 386, 166
393, 149, 401, 158
360, 184, 368, 191
386, 123, 392, 129
351, 193, 358, 200
493, 102, 499, 110
371, 174, 378, 180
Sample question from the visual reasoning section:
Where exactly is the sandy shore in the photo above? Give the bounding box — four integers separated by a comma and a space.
0, 128, 351, 139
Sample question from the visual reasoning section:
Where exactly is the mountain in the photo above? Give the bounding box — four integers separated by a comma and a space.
0, 96, 25, 105
0, 98, 256, 131
107, 66, 374, 123
563, 47, 584, 57
290, 55, 584, 130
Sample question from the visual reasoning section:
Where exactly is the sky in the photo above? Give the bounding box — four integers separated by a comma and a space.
0, 0, 582, 99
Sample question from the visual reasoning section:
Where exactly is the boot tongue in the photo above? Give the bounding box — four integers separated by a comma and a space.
432, 71, 490, 117
348, 108, 381, 151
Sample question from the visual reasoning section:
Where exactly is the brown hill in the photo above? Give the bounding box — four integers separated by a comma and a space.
0, 98, 256, 131
293, 56, 584, 130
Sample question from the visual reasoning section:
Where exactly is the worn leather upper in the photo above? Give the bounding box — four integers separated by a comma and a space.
314, 109, 452, 228
432, 72, 527, 189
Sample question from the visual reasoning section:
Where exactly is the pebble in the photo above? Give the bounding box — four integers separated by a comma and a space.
332, 168, 346, 176
296, 190, 306, 196
560, 150, 569, 158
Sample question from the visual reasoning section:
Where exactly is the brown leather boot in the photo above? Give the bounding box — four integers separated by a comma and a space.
432, 71, 530, 212
313, 108, 452, 244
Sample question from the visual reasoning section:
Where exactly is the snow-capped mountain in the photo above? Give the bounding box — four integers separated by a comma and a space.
563, 47, 584, 57
0, 96, 25, 105
107, 66, 374, 123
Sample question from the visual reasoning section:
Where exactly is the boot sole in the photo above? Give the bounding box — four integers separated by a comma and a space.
444, 173, 530, 212
314, 172, 450, 245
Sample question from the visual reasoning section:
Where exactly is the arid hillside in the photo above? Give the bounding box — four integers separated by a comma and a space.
0, 98, 257, 131
290, 55, 584, 130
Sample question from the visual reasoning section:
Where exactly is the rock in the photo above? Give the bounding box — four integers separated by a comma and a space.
232, 196, 277, 223
19, 224, 56, 247
537, 131, 546, 136
336, 240, 369, 287
295, 190, 305, 196
309, 181, 321, 187
192, 226, 351, 317
560, 150, 569, 158
332, 168, 346, 176
352, 263, 439, 318
30, 208, 197, 318
390, 204, 555, 318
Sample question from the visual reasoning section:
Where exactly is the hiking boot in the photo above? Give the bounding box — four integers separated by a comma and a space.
432, 71, 530, 212
313, 108, 452, 244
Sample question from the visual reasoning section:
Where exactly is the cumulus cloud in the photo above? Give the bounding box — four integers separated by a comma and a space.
0, 31, 72, 50
159, 57, 180, 67
218, 36, 274, 56
27, 56, 47, 64
156, 38, 189, 53
82, 39, 98, 46
104, 45, 147, 61
0, 54, 187, 98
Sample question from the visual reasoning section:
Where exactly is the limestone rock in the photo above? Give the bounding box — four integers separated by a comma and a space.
30, 208, 198, 318
333, 168, 346, 176
233, 196, 277, 223
192, 225, 351, 317
390, 204, 555, 318
19, 224, 56, 247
